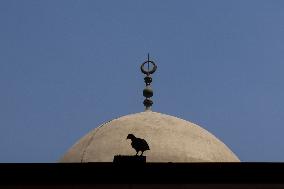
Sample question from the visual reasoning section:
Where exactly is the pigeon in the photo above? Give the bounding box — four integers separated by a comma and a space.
126, 134, 150, 156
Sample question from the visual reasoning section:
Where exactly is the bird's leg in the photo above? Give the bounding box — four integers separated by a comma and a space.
140, 151, 144, 156
135, 151, 138, 156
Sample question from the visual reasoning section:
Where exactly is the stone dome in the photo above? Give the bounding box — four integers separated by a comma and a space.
60, 111, 240, 162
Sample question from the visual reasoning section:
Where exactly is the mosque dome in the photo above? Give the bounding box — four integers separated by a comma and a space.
60, 55, 239, 162
60, 111, 239, 162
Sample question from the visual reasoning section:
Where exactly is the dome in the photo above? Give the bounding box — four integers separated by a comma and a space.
60, 111, 240, 162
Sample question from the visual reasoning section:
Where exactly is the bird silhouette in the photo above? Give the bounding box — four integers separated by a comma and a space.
126, 134, 150, 156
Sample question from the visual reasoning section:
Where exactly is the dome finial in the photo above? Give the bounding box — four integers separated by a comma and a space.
140, 53, 157, 111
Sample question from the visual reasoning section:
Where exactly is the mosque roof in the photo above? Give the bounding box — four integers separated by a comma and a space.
60, 111, 239, 162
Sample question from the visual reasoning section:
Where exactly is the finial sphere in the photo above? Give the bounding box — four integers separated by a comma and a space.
143, 86, 153, 98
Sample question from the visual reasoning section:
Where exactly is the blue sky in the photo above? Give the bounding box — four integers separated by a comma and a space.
1, 0, 284, 162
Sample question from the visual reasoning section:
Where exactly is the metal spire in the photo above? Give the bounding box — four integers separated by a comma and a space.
140, 54, 157, 111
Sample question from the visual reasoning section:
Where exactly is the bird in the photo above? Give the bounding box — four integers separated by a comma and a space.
126, 134, 150, 156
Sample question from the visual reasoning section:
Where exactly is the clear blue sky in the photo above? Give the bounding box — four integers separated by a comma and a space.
1, 0, 284, 162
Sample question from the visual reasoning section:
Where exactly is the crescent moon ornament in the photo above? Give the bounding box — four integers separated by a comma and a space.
140, 53, 157, 75
140, 60, 157, 75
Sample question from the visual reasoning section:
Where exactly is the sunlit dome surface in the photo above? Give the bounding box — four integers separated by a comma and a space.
60, 111, 240, 162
